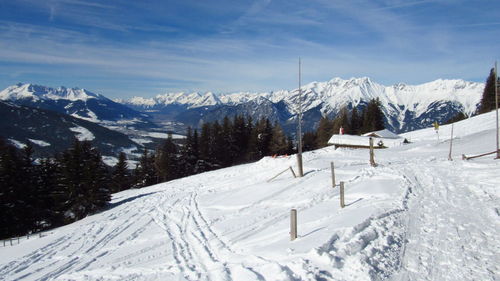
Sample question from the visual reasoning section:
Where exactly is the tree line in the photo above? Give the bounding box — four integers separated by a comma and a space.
0, 116, 295, 239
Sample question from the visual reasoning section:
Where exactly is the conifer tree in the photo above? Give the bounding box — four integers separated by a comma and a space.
350, 107, 362, 135
361, 98, 385, 133
302, 131, 318, 152
57, 140, 111, 222
479, 68, 498, 114
199, 122, 211, 162
333, 107, 350, 135
111, 152, 130, 192
37, 158, 61, 229
133, 148, 157, 188
316, 116, 334, 148
155, 134, 179, 182
269, 122, 288, 155
0, 139, 21, 238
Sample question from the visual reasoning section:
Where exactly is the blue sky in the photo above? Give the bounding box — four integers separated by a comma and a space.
0, 0, 499, 99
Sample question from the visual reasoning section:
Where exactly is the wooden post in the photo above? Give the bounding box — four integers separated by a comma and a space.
10, 239, 12, 246
340, 181, 345, 208
3, 240, 5, 246
369, 137, 376, 167
448, 124, 454, 161
330, 162, 336, 187
18, 237, 20, 244
290, 209, 297, 241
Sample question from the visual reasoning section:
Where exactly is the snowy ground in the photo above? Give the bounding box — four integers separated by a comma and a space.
1, 112, 499, 281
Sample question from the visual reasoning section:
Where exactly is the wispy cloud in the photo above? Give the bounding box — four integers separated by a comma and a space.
0, 0, 498, 98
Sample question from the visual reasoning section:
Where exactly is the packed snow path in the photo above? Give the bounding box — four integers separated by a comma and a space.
394, 161, 499, 280
1, 113, 499, 280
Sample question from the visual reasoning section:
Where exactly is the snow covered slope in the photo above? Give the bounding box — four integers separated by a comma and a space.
121, 77, 483, 133
1, 112, 498, 281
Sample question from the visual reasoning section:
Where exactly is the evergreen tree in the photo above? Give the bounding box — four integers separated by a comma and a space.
56, 140, 111, 222
332, 107, 350, 135
220, 116, 235, 167
269, 122, 288, 155
36, 158, 61, 229
199, 122, 211, 162
0, 139, 21, 238
133, 148, 157, 188
231, 115, 249, 164
302, 131, 318, 152
111, 152, 130, 192
361, 98, 385, 133
180, 127, 198, 176
17, 142, 38, 233
316, 116, 334, 148
479, 68, 498, 114
155, 134, 179, 182
350, 107, 362, 135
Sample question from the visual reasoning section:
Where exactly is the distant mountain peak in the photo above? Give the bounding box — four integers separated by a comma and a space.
0, 83, 105, 102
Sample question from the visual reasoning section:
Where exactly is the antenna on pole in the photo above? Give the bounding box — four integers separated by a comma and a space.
297, 58, 304, 176
495, 61, 499, 159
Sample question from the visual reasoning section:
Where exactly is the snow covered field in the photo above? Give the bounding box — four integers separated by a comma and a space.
1, 112, 499, 281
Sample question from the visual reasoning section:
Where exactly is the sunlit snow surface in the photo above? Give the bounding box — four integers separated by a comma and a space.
1, 112, 499, 281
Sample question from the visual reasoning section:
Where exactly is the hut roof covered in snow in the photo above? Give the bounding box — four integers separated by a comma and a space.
362, 129, 400, 139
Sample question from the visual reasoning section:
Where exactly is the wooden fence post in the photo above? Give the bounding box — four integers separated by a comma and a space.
331, 162, 336, 187
290, 209, 297, 241
10, 239, 12, 246
369, 137, 376, 167
340, 181, 345, 208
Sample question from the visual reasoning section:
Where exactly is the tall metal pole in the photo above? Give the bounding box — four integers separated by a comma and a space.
495, 61, 499, 159
297, 58, 304, 176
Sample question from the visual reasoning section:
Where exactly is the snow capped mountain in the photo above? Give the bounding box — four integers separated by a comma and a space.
121, 77, 483, 133
0, 83, 104, 102
0, 83, 152, 125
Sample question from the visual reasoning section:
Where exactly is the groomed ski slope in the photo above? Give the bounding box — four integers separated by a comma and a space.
1, 112, 499, 281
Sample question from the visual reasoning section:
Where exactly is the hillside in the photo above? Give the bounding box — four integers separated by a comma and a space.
0, 111, 498, 280
0, 101, 138, 157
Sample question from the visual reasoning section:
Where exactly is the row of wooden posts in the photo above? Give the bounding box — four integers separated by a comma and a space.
290, 161, 347, 241
290, 138, 378, 241
1, 232, 44, 247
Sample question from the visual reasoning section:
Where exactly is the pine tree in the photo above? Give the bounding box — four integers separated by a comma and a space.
350, 107, 362, 135
56, 140, 111, 222
111, 152, 130, 192
0, 139, 21, 238
479, 68, 498, 114
332, 107, 350, 135
302, 131, 318, 152
316, 116, 334, 148
269, 122, 288, 155
37, 158, 61, 229
361, 98, 385, 133
199, 122, 211, 162
155, 134, 179, 182
133, 148, 157, 188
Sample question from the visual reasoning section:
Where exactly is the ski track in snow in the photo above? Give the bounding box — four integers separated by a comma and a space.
1, 114, 499, 281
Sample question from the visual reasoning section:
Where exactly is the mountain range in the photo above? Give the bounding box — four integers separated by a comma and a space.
0, 77, 485, 158
119, 77, 484, 133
